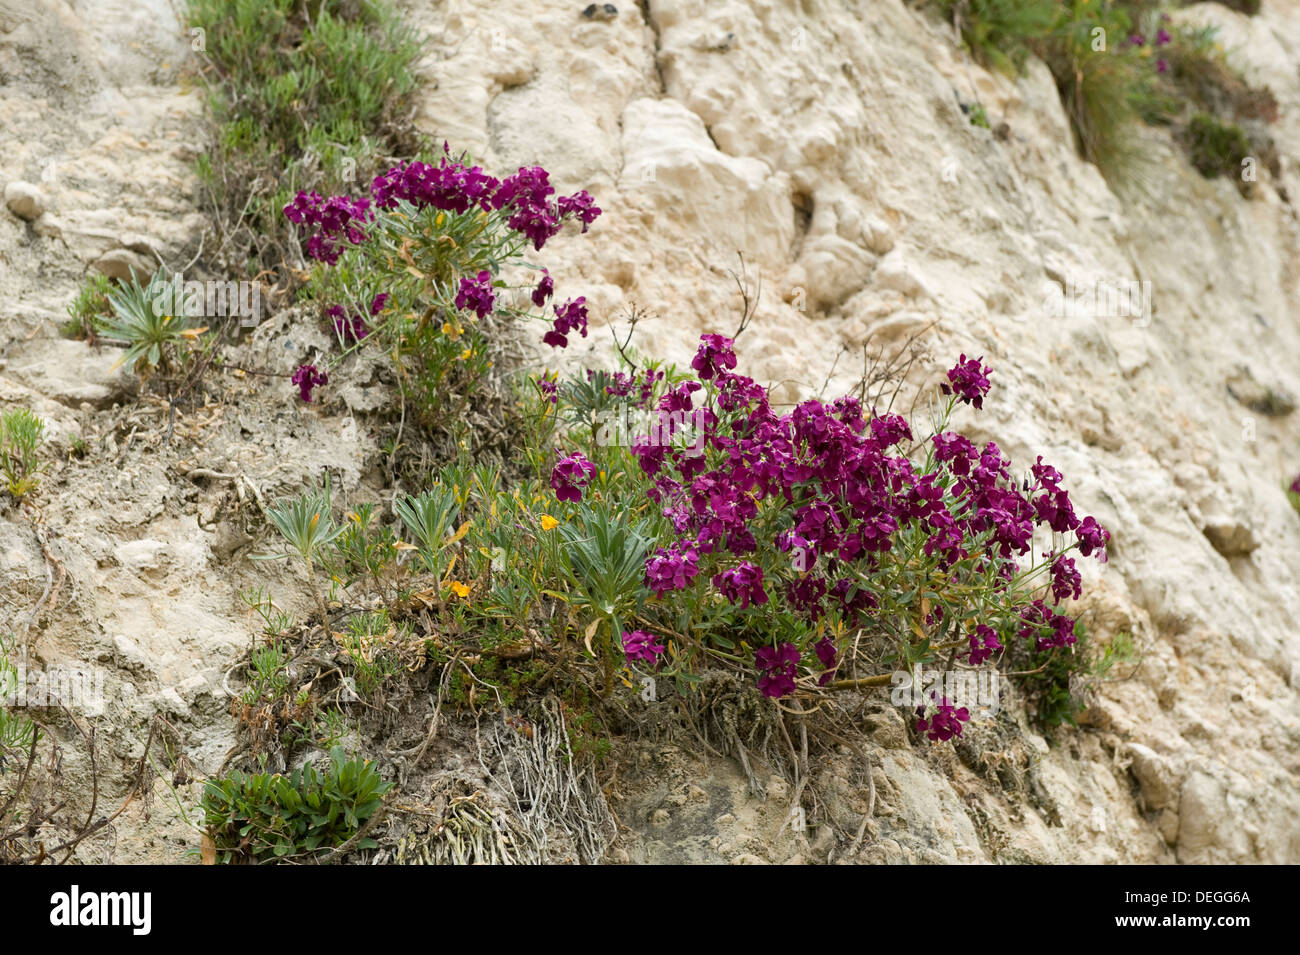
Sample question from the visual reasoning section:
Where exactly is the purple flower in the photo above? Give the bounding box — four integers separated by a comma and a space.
369, 293, 389, 316
1156, 58, 1168, 74
755, 643, 800, 698
712, 561, 768, 609
1155, 28, 1171, 47
933, 432, 978, 475
658, 380, 701, 416
1290, 473, 1300, 495
544, 297, 589, 349
1076, 516, 1110, 562
941, 354, 992, 409
550, 451, 596, 503
603, 369, 660, 404
830, 395, 866, 431
814, 636, 838, 686
291, 364, 328, 402
531, 269, 554, 308
1048, 552, 1082, 604
622, 630, 666, 666
636, 369, 663, 408
371, 152, 501, 214
283, 191, 373, 264
691, 334, 738, 381
916, 697, 970, 742
1129, 33, 1145, 47
485, 166, 601, 249
493, 166, 560, 250
536, 377, 558, 404
632, 434, 669, 477
965, 625, 1003, 665
869, 413, 912, 448
455, 270, 496, 319
814, 637, 837, 670
557, 190, 602, 232
1033, 486, 1078, 533
1017, 600, 1077, 651
645, 542, 701, 594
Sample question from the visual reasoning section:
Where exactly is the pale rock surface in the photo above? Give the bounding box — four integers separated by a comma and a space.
398, 0, 1300, 863
0, 0, 1297, 862
4, 180, 44, 220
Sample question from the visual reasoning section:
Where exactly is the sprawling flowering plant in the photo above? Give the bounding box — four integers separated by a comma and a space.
539, 335, 1110, 740
283, 144, 601, 413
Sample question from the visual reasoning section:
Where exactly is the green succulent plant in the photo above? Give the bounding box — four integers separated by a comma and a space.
95, 268, 193, 375
201, 746, 392, 863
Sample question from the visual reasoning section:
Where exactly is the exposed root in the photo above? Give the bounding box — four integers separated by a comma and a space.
387, 790, 538, 865
688, 670, 795, 797
482, 696, 616, 864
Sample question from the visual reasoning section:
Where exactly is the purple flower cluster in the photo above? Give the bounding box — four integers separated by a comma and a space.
291, 364, 328, 402
691, 334, 738, 381
712, 561, 768, 609
550, 451, 597, 503
544, 297, 589, 349
1290, 473, 1300, 495
531, 269, 554, 308
283, 147, 602, 350
645, 541, 701, 594
623, 341, 1109, 693
965, 624, 1004, 665
601, 368, 663, 408
1048, 552, 1082, 603
371, 151, 500, 214
1018, 599, 1077, 652
1127, 26, 1172, 72
536, 376, 558, 404
940, 353, 992, 409
1076, 515, 1110, 561
755, 643, 800, 698
366, 148, 600, 252
622, 629, 666, 666
283, 192, 372, 265
916, 698, 970, 742
494, 168, 598, 251
455, 270, 496, 319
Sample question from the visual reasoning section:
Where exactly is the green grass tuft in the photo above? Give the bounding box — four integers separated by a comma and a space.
186, 0, 425, 276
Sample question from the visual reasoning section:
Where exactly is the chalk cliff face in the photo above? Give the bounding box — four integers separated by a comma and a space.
1, 0, 1298, 862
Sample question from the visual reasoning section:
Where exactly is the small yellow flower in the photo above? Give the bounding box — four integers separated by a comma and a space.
447, 581, 470, 599
459, 347, 472, 360
540, 514, 559, 531
442, 321, 464, 339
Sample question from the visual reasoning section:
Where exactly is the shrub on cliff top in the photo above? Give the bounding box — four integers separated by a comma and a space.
937, 1, 1278, 187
